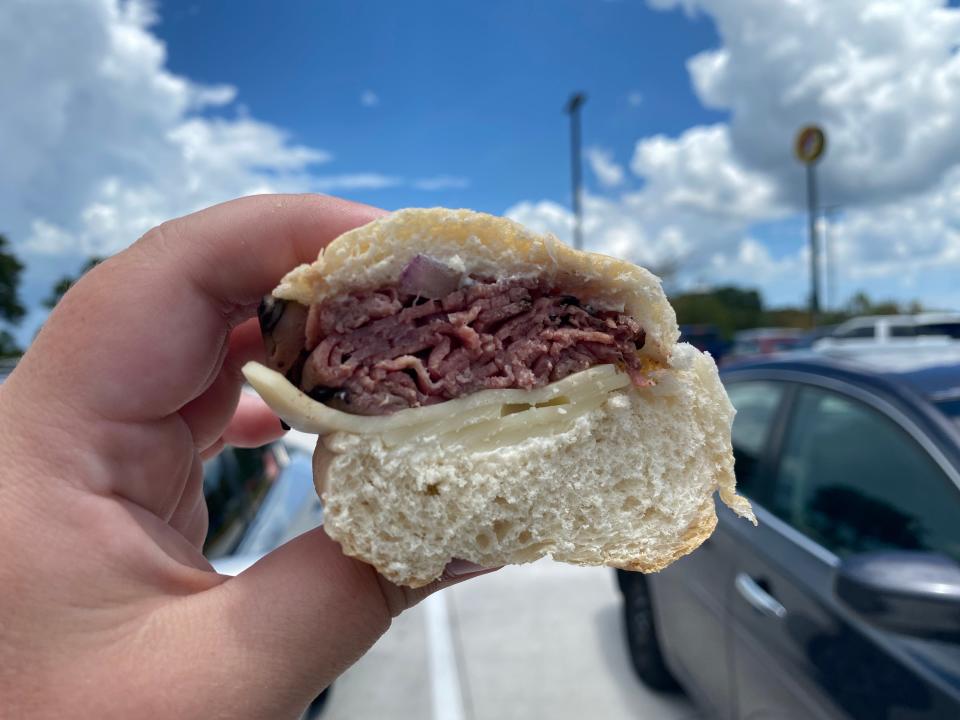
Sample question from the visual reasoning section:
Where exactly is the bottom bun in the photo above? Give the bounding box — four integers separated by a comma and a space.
313, 343, 755, 587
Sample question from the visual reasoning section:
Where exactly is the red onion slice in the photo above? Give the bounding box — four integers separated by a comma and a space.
398, 254, 463, 299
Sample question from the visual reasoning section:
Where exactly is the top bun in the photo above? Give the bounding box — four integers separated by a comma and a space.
273, 208, 680, 362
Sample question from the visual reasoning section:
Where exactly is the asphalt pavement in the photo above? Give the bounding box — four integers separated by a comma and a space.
321, 560, 704, 720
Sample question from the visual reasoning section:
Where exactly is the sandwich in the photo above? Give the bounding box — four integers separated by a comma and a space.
242, 208, 755, 587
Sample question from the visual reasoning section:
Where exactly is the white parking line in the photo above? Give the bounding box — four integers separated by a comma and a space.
423, 591, 467, 720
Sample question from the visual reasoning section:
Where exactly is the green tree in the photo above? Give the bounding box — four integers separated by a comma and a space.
0, 234, 26, 324
672, 283, 935, 344
0, 234, 26, 358
671, 286, 765, 339
0, 330, 20, 358
764, 307, 815, 329
847, 291, 873, 316
43, 256, 104, 309
845, 290, 919, 317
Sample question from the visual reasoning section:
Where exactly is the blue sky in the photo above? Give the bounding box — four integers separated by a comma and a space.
4, 0, 960, 346
156, 0, 723, 213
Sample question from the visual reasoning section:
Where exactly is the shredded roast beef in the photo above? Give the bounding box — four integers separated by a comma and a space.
260, 259, 648, 416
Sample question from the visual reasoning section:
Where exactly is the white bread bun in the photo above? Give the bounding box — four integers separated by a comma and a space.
244, 208, 754, 587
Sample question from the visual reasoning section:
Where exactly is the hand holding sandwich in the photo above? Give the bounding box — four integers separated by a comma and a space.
0, 194, 494, 720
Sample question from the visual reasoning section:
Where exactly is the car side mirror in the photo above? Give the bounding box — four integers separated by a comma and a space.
834, 551, 960, 641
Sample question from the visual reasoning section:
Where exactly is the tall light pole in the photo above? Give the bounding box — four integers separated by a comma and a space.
823, 205, 842, 313
565, 92, 587, 251
794, 125, 827, 327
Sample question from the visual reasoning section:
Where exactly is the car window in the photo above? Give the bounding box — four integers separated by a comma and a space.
889, 324, 915, 337
835, 325, 875, 339
916, 322, 960, 339
203, 446, 278, 559
771, 386, 960, 562
726, 381, 786, 499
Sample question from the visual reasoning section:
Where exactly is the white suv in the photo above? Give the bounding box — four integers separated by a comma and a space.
812, 314, 960, 369
815, 313, 960, 346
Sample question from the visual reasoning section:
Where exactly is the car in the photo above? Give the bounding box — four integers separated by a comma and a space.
617, 351, 960, 719
795, 324, 839, 349
204, 433, 323, 562
723, 328, 806, 365
680, 324, 729, 363
814, 313, 960, 350
203, 432, 331, 719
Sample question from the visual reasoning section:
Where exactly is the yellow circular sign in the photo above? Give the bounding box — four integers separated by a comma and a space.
795, 125, 826, 164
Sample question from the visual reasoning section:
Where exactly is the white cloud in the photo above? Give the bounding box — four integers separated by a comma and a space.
171, 117, 330, 171
312, 173, 473, 194
659, 0, 960, 209
414, 175, 471, 191
631, 124, 782, 221
506, 196, 813, 304
828, 165, 960, 281
1, 0, 333, 267
187, 83, 237, 110
627, 91, 644, 107
313, 174, 471, 193
312, 173, 402, 192
509, 0, 960, 310
506, 201, 573, 244
510, 128, 783, 286
18, 112, 333, 259
360, 90, 380, 107
704, 238, 805, 298
508, 192, 722, 273
585, 147, 625, 188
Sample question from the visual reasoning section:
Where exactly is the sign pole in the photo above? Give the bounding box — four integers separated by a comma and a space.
794, 125, 827, 328
806, 161, 820, 324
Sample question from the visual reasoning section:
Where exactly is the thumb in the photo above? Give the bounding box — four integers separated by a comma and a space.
194, 527, 494, 718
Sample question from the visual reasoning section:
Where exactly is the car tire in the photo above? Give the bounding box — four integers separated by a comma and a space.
301, 685, 332, 719
619, 571, 682, 693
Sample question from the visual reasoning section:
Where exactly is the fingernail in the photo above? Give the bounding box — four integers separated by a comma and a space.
444, 559, 500, 578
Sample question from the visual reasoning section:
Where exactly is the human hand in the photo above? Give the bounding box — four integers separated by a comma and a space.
0, 195, 495, 719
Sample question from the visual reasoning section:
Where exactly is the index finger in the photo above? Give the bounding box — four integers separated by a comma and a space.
19, 194, 387, 422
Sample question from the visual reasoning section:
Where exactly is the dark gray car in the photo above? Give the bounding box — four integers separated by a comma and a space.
618, 354, 960, 719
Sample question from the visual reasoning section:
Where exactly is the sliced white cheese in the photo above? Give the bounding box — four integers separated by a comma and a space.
242, 361, 631, 443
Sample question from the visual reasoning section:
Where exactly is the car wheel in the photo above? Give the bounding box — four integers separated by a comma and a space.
300, 685, 332, 719
619, 571, 682, 693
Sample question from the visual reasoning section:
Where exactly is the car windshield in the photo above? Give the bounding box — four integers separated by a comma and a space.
916, 322, 960, 339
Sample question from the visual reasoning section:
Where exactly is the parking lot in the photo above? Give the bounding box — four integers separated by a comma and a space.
320, 560, 702, 720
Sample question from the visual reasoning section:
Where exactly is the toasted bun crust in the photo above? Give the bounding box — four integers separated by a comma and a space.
249, 208, 754, 587
274, 207, 680, 360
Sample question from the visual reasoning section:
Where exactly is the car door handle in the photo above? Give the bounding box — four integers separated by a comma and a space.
735, 573, 787, 619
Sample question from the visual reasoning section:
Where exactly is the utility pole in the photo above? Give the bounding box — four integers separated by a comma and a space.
564, 92, 587, 251
794, 125, 827, 327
